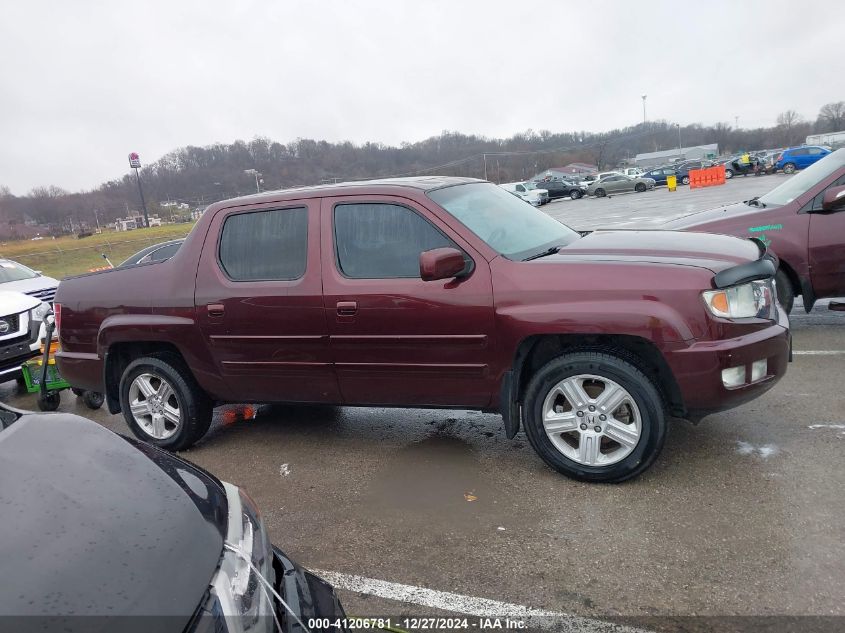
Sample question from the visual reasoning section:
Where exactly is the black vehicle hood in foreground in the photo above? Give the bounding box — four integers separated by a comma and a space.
0, 412, 227, 631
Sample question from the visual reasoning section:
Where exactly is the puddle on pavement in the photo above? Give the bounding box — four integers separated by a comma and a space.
365, 431, 495, 523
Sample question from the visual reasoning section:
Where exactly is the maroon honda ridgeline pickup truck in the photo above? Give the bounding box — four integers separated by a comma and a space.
55, 178, 790, 482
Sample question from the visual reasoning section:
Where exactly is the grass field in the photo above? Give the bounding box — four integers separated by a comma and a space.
0, 223, 195, 279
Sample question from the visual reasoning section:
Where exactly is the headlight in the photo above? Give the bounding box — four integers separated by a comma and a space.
702, 279, 775, 319
33, 301, 51, 321
202, 483, 279, 633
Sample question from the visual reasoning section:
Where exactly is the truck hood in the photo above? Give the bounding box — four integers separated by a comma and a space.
660, 201, 764, 230
0, 290, 41, 314
0, 275, 60, 296
0, 412, 227, 629
547, 229, 761, 273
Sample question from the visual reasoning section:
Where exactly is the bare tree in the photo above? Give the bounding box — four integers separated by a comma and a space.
777, 110, 802, 129
816, 101, 845, 132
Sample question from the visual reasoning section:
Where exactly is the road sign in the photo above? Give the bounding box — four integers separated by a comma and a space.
128, 152, 141, 169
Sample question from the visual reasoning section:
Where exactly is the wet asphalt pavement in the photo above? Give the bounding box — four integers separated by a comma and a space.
3, 176, 843, 631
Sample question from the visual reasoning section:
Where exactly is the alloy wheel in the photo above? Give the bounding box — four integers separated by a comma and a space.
128, 373, 181, 440
541, 374, 642, 466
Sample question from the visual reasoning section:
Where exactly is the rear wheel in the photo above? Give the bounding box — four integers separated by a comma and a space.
775, 268, 795, 314
594, 188, 606, 198
38, 392, 61, 412
681, 176, 690, 185
82, 390, 105, 410
570, 190, 582, 200
725, 168, 734, 179
522, 352, 667, 483
119, 355, 212, 451
634, 183, 646, 192
782, 162, 796, 174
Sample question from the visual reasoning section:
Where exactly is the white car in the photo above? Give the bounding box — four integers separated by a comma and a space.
578, 171, 622, 188
0, 291, 51, 382
617, 167, 644, 179
0, 259, 59, 304
499, 182, 549, 206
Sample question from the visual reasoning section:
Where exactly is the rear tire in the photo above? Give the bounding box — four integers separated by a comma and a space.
775, 269, 795, 314
635, 183, 646, 192
522, 352, 667, 483
570, 190, 582, 200
782, 162, 796, 174
594, 188, 606, 198
82, 390, 105, 410
725, 168, 734, 179
681, 176, 690, 185
38, 392, 61, 412
119, 355, 212, 451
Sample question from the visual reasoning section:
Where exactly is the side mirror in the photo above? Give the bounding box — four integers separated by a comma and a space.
821, 185, 845, 212
420, 248, 467, 282
34, 270, 42, 276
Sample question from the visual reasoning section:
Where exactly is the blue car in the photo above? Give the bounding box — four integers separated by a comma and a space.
775, 146, 831, 174
640, 166, 677, 185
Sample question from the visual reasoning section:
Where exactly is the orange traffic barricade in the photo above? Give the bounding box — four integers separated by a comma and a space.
689, 164, 726, 189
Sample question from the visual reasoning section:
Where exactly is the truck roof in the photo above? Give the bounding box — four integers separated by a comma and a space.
219, 176, 483, 207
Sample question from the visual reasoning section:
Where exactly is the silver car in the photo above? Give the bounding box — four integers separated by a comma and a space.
587, 174, 656, 197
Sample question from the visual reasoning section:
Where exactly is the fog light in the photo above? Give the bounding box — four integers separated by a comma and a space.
722, 366, 746, 388
751, 359, 768, 382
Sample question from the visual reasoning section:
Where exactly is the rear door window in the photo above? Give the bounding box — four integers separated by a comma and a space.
219, 207, 308, 281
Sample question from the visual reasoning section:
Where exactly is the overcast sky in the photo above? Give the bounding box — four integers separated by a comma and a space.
1, 0, 843, 194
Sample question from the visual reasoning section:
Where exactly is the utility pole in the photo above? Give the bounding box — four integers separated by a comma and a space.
734, 115, 739, 128
676, 123, 682, 156
483, 154, 488, 180
93, 209, 101, 232
128, 153, 150, 227
244, 169, 263, 193
641, 94, 647, 125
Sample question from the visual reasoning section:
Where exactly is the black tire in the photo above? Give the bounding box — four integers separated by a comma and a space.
782, 162, 796, 174
775, 268, 795, 314
82, 390, 105, 410
635, 183, 646, 192
681, 176, 690, 185
38, 392, 61, 412
15, 375, 28, 393
570, 190, 582, 200
522, 351, 667, 483
119, 355, 212, 451
71, 387, 85, 397
724, 168, 734, 179
594, 188, 606, 198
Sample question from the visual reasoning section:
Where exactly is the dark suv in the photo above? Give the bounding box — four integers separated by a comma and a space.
532, 178, 587, 200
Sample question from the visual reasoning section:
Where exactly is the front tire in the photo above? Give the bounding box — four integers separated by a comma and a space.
775, 269, 795, 314
782, 162, 796, 174
635, 183, 646, 192
725, 168, 734, 179
522, 352, 667, 483
119, 355, 212, 451
570, 190, 582, 200
594, 188, 606, 198
681, 176, 690, 185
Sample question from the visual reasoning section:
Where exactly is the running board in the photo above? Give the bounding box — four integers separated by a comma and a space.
829, 302, 845, 312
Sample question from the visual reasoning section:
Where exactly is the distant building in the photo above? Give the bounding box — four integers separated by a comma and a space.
806, 130, 845, 149
534, 163, 597, 180
161, 201, 191, 210
635, 144, 719, 168
114, 214, 162, 231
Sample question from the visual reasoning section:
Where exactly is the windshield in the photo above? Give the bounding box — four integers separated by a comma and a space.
428, 182, 580, 260
759, 149, 845, 207
0, 260, 38, 283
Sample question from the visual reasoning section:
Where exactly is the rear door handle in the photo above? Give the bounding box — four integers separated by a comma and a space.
207, 303, 225, 317
336, 301, 358, 316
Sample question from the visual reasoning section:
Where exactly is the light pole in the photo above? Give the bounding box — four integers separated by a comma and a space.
244, 169, 263, 193
676, 123, 682, 156
641, 94, 647, 125
128, 152, 150, 228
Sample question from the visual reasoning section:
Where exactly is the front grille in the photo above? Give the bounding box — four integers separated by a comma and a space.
0, 314, 20, 334
25, 286, 56, 303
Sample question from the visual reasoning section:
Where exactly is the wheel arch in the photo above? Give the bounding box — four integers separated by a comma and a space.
503, 333, 684, 438
103, 341, 193, 414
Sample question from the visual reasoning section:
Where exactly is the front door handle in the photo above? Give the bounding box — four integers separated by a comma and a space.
336, 301, 358, 316
207, 303, 225, 317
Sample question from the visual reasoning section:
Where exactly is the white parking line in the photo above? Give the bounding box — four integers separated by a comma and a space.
314, 570, 653, 632
793, 350, 845, 355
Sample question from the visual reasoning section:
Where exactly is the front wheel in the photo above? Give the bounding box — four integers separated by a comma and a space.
634, 183, 646, 192
119, 355, 212, 451
775, 269, 795, 314
725, 168, 734, 179
522, 352, 667, 483
594, 188, 606, 198
681, 176, 690, 185
38, 392, 61, 412
782, 162, 796, 174
570, 190, 582, 200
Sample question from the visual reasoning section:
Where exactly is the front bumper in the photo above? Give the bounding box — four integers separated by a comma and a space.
272, 547, 347, 632
665, 308, 790, 420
